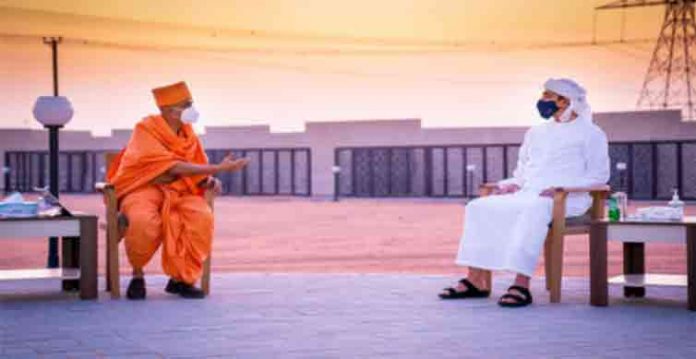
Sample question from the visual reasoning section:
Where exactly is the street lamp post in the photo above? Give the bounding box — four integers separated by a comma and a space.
466, 165, 477, 198
1, 166, 9, 194
332, 166, 342, 202
615, 162, 628, 220
616, 162, 628, 193
34, 36, 73, 268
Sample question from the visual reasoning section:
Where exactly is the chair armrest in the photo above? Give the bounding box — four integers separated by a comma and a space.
98, 182, 118, 211
550, 190, 569, 231
554, 185, 611, 194
479, 184, 610, 221
95, 182, 114, 192
97, 181, 124, 241
552, 185, 611, 221
204, 188, 216, 210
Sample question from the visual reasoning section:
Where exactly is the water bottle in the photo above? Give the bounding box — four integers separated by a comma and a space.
668, 188, 685, 220
614, 191, 628, 220
608, 196, 620, 222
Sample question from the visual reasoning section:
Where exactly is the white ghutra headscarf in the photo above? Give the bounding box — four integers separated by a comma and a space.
544, 78, 592, 123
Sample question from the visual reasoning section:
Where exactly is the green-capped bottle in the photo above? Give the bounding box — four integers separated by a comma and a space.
608, 196, 620, 222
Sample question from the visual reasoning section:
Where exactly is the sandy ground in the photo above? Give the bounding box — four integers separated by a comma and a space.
1, 195, 691, 278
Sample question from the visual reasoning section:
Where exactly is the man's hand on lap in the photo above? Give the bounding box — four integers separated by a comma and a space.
152, 172, 178, 184
495, 184, 520, 195
539, 187, 556, 197
200, 177, 223, 195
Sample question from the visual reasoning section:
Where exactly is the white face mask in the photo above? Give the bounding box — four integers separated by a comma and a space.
180, 106, 200, 124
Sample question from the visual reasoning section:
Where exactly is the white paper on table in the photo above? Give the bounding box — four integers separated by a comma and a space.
626, 206, 683, 222
0, 192, 38, 218
1, 192, 25, 204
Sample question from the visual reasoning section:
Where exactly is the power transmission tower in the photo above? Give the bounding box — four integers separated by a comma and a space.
597, 0, 696, 120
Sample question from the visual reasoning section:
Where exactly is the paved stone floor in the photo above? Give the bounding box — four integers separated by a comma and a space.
2, 273, 696, 358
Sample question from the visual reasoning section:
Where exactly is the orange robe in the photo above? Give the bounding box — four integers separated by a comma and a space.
107, 115, 213, 284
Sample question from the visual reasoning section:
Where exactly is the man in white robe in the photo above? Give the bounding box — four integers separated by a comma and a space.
439, 78, 610, 307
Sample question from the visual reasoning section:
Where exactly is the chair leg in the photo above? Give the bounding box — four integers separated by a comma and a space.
548, 233, 565, 303
201, 256, 211, 295
544, 233, 552, 291
483, 270, 492, 291
108, 236, 121, 299
105, 241, 111, 292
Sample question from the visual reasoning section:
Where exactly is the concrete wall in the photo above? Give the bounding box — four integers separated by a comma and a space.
2, 109, 695, 196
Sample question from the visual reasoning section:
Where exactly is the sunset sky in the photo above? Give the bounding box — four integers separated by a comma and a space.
0, 0, 666, 135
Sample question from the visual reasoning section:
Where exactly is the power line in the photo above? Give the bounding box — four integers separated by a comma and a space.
0, 31, 656, 56
1, 5, 650, 51
597, 0, 696, 120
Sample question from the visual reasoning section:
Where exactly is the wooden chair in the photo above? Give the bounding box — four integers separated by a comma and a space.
477, 183, 610, 303
95, 152, 214, 299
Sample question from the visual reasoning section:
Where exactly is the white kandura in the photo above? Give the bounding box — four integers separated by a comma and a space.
455, 89, 610, 276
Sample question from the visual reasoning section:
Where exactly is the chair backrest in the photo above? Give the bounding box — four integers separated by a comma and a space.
564, 189, 609, 230
105, 152, 120, 171
590, 189, 609, 220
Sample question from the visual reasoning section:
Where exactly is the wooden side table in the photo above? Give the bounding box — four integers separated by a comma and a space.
590, 217, 696, 311
0, 214, 98, 300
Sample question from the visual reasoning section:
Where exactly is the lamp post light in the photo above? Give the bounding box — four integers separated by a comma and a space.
615, 162, 628, 220
33, 96, 73, 268
332, 165, 342, 202
466, 164, 477, 198
616, 162, 628, 193
1, 166, 10, 194
34, 36, 73, 268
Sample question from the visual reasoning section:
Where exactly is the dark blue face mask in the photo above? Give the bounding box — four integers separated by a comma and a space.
536, 99, 559, 119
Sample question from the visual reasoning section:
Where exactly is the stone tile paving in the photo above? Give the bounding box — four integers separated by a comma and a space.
2, 273, 696, 358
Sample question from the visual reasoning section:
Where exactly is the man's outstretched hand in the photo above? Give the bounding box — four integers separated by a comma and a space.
217, 154, 250, 173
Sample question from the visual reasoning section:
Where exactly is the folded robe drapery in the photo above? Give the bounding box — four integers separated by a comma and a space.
107, 115, 213, 284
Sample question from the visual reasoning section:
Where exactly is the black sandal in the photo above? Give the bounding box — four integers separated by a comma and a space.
497, 285, 533, 308
438, 278, 491, 300
126, 277, 146, 300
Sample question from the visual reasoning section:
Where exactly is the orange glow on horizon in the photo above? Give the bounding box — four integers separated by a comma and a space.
0, 1, 668, 135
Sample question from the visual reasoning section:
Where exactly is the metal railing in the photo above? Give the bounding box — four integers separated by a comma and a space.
5, 140, 694, 200
3, 148, 312, 196
335, 140, 696, 200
